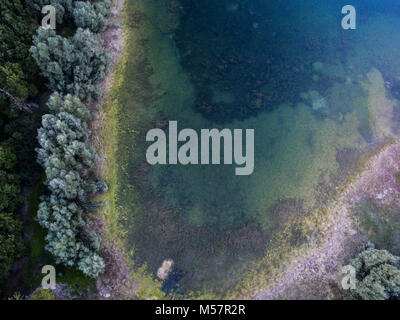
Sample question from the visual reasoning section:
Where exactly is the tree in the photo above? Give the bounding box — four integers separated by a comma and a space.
0, 2, 41, 291
0, 147, 23, 213
30, 27, 110, 101
37, 112, 94, 174
36, 93, 106, 278
0, 0, 39, 103
2, 111, 43, 185
37, 108, 106, 202
73, 1, 111, 33
0, 0, 37, 67
37, 195, 105, 278
47, 92, 92, 121
348, 243, 400, 300
0, 63, 30, 100
27, 1, 111, 280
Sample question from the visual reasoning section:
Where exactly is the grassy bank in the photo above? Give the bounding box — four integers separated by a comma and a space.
99, 0, 165, 299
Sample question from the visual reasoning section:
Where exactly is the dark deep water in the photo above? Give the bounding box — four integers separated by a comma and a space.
173, 0, 400, 122
123, 0, 400, 294
174, 0, 338, 121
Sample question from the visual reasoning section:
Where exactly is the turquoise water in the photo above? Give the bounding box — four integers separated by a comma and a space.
125, 0, 400, 293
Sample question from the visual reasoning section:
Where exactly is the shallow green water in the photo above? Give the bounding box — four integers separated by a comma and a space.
119, 0, 400, 294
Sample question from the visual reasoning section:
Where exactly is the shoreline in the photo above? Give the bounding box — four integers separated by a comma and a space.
89, 0, 140, 299
90, 2, 400, 300
90, 0, 124, 162
253, 139, 400, 299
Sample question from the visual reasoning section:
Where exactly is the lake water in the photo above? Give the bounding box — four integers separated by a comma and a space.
120, 0, 400, 295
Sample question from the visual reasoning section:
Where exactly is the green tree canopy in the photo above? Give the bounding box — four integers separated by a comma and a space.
30, 27, 110, 101
0, 146, 23, 289
73, 1, 111, 33
36, 94, 106, 278
348, 243, 400, 300
0, 0, 39, 98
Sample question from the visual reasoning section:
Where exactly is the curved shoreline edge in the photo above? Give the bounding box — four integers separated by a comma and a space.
93, 2, 400, 300
95, 0, 165, 300
252, 139, 400, 299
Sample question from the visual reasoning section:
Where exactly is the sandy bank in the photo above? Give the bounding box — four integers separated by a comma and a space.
254, 139, 400, 299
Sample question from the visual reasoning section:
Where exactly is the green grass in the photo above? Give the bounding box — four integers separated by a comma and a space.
356, 199, 400, 254
97, 0, 166, 299
395, 171, 400, 184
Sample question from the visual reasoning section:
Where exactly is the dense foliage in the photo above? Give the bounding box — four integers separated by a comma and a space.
36, 93, 106, 278
1, 0, 113, 294
26, 0, 111, 32
0, 0, 43, 295
0, 0, 40, 117
30, 27, 110, 101
73, 1, 111, 33
0, 0, 112, 291
0, 0, 39, 100
28, 288, 56, 300
26, 0, 112, 280
2, 112, 43, 185
348, 243, 400, 300
0, 147, 24, 288
25, 0, 74, 24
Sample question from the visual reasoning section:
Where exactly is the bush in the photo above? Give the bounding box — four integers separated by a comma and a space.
28, 288, 56, 300
348, 243, 400, 300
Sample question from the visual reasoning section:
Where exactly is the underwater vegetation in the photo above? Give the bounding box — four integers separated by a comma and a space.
173, 0, 350, 122
101, 0, 400, 297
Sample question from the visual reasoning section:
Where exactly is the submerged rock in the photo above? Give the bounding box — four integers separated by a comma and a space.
157, 259, 174, 280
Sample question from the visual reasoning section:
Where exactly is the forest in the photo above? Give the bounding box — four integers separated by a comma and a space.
0, 0, 111, 298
